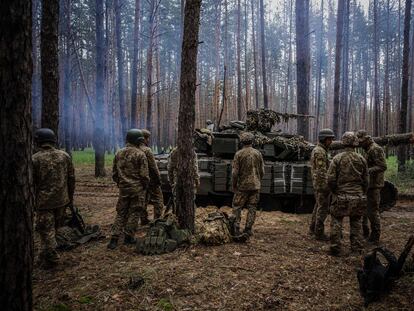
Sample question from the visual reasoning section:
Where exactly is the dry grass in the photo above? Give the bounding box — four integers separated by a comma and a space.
33, 166, 414, 311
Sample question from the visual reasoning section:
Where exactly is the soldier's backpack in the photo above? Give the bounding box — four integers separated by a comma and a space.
357, 235, 414, 306
199, 211, 232, 245
137, 215, 191, 255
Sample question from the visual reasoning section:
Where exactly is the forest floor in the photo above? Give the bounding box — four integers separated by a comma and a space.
33, 165, 414, 311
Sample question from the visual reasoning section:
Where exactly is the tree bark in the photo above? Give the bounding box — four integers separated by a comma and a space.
95, 0, 106, 177
373, 0, 380, 136
295, 0, 310, 139
259, 0, 268, 108
176, 0, 202, 232
0, 0, 34, 309
251, 0, 259, 109
41, 0, 60, 137
130, 0, 141, 128
63, 0, 72, 154
315, 0, 324, 138
146, 0, 156, 136
398, 0, 412, 171
333, 0, 345, 137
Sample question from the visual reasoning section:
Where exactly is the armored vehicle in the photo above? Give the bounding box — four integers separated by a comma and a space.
156, 109, 411, 213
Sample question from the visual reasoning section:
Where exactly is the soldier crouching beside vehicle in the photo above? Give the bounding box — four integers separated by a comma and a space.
107, 129, 149, 250
231, 132, 265, 237
327, 132, 369, 256
33, 128, 75, 269
309, 129, 335, 241
357, 130, 387, 245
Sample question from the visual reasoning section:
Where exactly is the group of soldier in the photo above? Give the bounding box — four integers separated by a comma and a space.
309, 129, 387, 256
32, 123, 386, 269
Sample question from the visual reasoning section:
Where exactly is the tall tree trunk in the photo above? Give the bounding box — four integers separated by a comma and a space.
115, 0, 127, 138
0, 0, 34, 308
315, 0, 325, 138
259, 0, 268, 108
333, 0, 345, 137
176, 0, 202, 232
32, 0, 41, 128
236, 0, 242, 120
63, 0, 72, 154
251, 0, 259, 108
146, 0, 156, 136
95, 0, 106, 177
295, 0, 310, 139
244, 0, 250, 112
384, 0, 391, 135
41, 0, 60, 137
130, 0, 141, 128
340, 0, 350, 133
398, 0, 412, 171
213, 0, 221, 123
373, 0, 380, 136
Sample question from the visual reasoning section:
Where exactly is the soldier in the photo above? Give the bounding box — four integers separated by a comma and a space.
107, 129, 149, 250
141, 129, 164, 220
327, 132, 369, 256
357, 130, 387, 244
33, 128, 75, 269
206, 119, 215, 132
167, 146, 200, 213
309, 128, 335, 240
231, 132, 265, 237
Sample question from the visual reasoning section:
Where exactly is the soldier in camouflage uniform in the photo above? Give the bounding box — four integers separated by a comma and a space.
140, 129, 164, 221
167, 147, 200, 213
327, 132, 369, 256
309, 129, 335, 240
357, 130, 387, 244
33, 128, 75, 268
231, 132, 265, 237
107, 129, 149, 250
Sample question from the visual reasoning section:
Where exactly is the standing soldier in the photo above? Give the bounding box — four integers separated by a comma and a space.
107, 129, 149, 250
33, 128, 75, 269
309, 129, 335, 240
167, 146, 200, 213
141, 129, 164, 220
357, 130, 387, 244
231, 132, 265, 237
327, 132, 369, 256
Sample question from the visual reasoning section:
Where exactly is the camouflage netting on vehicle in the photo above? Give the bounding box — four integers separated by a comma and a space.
246, 109, 315, 133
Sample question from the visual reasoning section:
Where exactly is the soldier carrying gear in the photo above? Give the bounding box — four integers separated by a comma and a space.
357, 130, 387, 245
327, 131, 369, 256
309, 128, 335, 241
108, 129, 149, 250
230, 131, 265, 237
140, 129, 164, 222
33, 128, 75, 269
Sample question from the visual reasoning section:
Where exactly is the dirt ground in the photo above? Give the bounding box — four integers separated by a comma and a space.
33, 166, 414, 311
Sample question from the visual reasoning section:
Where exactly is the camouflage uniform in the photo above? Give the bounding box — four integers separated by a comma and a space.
111, 143, 149, 238
140, 145, 164, 220
33, 144, 75, 266
310, 143, 331, 237
231, 137, 265, 235
362, 138, 386, 243
327, 134, 369, 254
167, 147, 200, 212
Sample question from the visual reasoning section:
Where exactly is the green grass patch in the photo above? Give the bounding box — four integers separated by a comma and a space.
385, 156, 414, 194
46, 303, 71, 311
78, 296, 93, 304
157, 298, 174, 311
71, 148, 114, 166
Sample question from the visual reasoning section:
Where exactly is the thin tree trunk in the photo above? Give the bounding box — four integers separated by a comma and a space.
146, 0, 156, 136
244, 0, 250, 112
176, 0, 202, 232
251, 0, 259, 109
0, 0, 34, 308
315, 0, 324, 138
41, 0, 60, 137
95, 0, 106, 177
373, 0, 380, 136
398, 0, 412, 171
236, 0, 242, 120
259, 0, 268, 108
63, 0, 72, 154
130, 0, 141, 128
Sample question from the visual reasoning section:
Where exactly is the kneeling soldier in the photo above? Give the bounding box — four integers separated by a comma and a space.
231, 132, 265, 237
327, 132, 369, 256
108, 129, 149, 249
33, 128, 75, 269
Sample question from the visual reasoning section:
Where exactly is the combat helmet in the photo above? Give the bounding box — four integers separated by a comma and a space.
141, 129, 151, 139
206, 120, 213, 125
318, 128, 335, 142
356, 129, 372, 143
34, 128, 56, 145
126, 129, 145, 146
239, 132, 254, 145
341, 131, 359, 147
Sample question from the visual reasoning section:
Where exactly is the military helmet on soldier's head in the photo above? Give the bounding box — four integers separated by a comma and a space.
126, 129, 144, 146
141, 129, 151, 139
356, 129, 371, 143
239, 132, 254, 145
341, 131, 359, 147
318, 128, 335, 142
34, 128, 56, 145
206, 119, 213, 125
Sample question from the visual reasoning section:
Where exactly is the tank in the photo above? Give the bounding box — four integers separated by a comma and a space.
156, 109, 411, 213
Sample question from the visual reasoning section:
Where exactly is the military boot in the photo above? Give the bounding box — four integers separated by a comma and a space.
124, 235, 137, 245
107, 236, 119, 250
243, 227, 253, 237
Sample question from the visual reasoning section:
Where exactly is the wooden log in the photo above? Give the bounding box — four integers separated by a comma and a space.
330, 133, 414, 150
